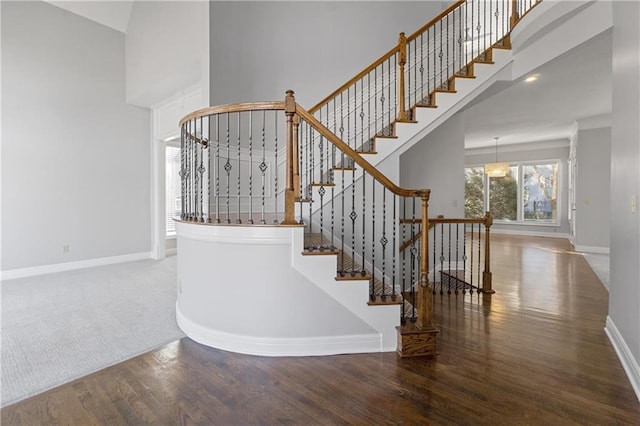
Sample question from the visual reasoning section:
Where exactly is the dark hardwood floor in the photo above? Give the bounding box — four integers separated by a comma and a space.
3, 234, 640, 425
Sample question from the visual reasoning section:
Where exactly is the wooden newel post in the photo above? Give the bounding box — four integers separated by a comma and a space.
417, 193, 433, 329
397, 32, 408, 121
482, 211, 495, 294
282, 90, 298, 225
396, 190, 439, 358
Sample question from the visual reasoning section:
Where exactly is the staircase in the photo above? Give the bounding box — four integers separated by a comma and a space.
175, 0, 542, 358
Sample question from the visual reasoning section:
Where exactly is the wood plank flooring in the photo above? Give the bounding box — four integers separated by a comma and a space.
3, 234, 640, 425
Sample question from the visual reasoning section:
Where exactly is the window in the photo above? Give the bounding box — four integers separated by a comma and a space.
523, 163, 558, 223
166, 146, 182, 236
464, 161, 559, 225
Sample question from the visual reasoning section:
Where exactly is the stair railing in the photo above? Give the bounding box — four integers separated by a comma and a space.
306, 0, 539, 165
179, 91, 437, 330
400, 212, 494, 299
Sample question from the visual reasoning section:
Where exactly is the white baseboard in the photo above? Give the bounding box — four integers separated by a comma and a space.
0, 252, 152, 281
605, 316, 640, 403
177, 303, 384, 356
574, 245, 610, 254
165, 248, 177, 256
491, 228, 570, 239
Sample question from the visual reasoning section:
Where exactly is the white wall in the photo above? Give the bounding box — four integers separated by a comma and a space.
126, 1, 206, 108
465, 140, 570, 236
399, 112, 465, 219
607, 0, 640, 398
1, 1, 150, 273
575, 126, 611, 251
209, 1, 444, 108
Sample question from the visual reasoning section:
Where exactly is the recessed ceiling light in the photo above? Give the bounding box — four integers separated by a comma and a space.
524, 74, 539, 83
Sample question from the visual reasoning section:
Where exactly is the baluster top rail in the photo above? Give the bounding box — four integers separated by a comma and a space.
179, 101, 286, 127
178, 99, 431, 202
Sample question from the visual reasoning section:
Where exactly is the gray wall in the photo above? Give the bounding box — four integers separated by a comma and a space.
465, 141, 570, 236
609, 0, 640, 370
1, 1, 150, 271
209, 1, 443, 108
126, 1, 206, 107
400, 113, 465, 219
575, 126, 611, 250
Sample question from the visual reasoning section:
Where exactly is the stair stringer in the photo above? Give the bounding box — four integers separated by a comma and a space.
289, 227, 400, 352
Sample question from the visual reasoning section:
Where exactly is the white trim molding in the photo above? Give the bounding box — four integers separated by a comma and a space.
1, 252, 152, 281
604, 316, 640, 403
177, 303, 383, 357
491, 228, 570, 239
574, 245, 610, 254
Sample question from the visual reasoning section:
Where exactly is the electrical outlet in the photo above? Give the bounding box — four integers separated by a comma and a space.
62, 245, 70, 253
631, 196, 637, 214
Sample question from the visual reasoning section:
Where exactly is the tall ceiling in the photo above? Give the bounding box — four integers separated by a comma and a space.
44, 1, 613, 150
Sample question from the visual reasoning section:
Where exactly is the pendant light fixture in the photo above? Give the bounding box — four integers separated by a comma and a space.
484, 137, 509, 178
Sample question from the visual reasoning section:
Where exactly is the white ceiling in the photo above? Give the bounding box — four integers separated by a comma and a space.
463, 29, 612, 149
44, 2, 613, 151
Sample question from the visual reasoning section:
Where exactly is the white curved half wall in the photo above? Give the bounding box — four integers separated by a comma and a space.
175, 221, 385, 356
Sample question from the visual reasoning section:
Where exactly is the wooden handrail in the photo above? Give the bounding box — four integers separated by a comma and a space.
295, 105, 430, 199
179, 101, 285, 127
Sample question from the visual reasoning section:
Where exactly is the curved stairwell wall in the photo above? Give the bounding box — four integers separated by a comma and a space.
176, 222, 399, 355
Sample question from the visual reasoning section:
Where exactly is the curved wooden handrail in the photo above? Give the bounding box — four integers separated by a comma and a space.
179, 101, 285, 127
296, 104, 430, 200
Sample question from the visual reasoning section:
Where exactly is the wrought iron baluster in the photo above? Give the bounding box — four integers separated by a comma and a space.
224, 113, 231, 223
260, 111, 266, 224
440, 221, 444, 294
350, 149, 356, 276
248, 111, 253, 224
410, 198, 416, 319
361, 172, 366, 276
370, 175, 376, 301
236, 113, 242, 224
401, 198, 407, 322
318, 131, 325, 249
469, 223, 474, 291
447, 222, 452, 294
380, 187, 387, 300
339, 149, 346, 274
215, 115, 221, 223
180, 125, 186, 220
273, 112, 278, 224
367, 73, 371, 149
478, 222, 482, 293
446, 13, 450, 89
431, 219, 436, 294
455, 223, 460, 294
463, 223, 468, 295
204, 116, 211, 223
